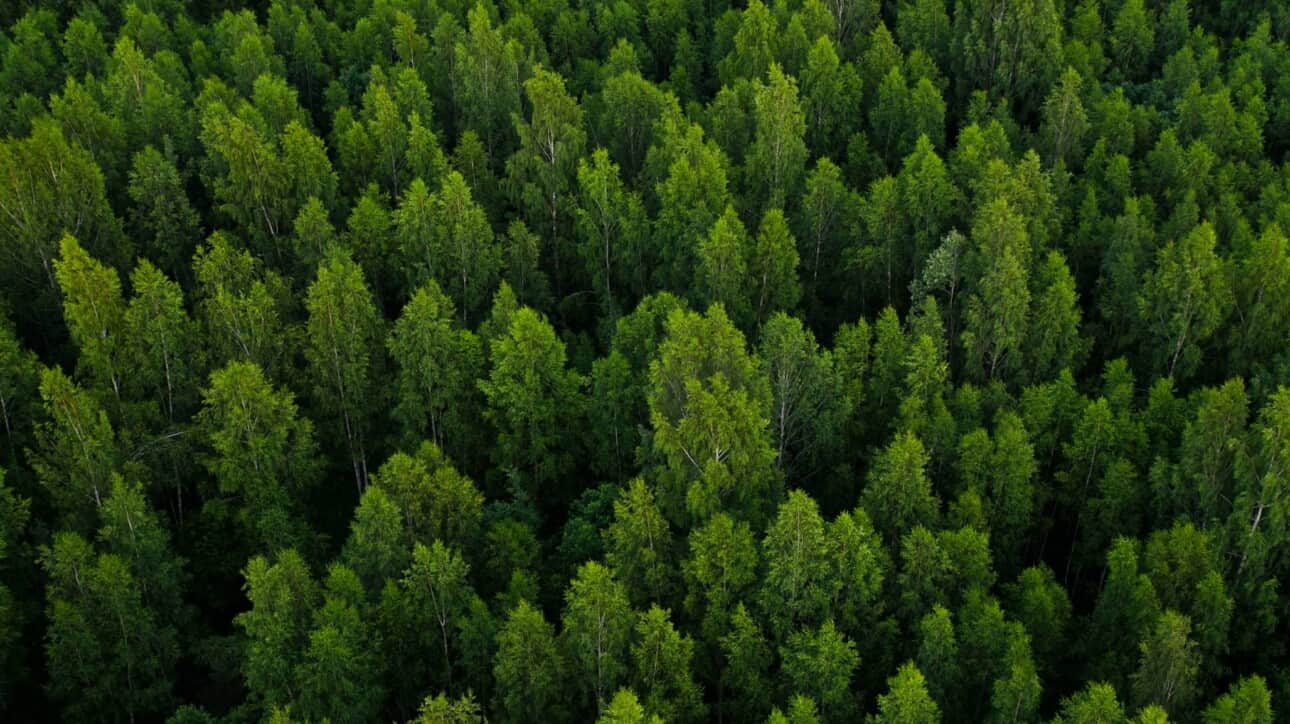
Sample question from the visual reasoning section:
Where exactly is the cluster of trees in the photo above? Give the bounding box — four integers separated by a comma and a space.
0, 0, 1289, 721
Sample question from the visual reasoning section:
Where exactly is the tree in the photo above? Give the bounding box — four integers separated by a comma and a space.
1230, 388, 1290, 582
696, 206, 753, 327
759, 490, 835, 639
631, 606, 704, 722
1130, 611, 1200, 718
304, 250, 380, 493
1026, 251, 1088, 382
418, 171, 502, 325
1003, 566, 1071, 674
780, 620, 859, 721
193, 233, 296, 380
962, 197, 1032, 382
647, 305, 779, 525
605, 479, 675, 606
1139, 222, 1233, 380
746, 65, 808, 210
295, 565, 385, 724
30, 367, 118, 530
951, 0, 1062, 114
1231, 225, 1290, 380
0, 119, 126, 329
127, 145, 201, 283
1052, 682, 1128, 724
751, 211, 802, 328
899, 137, 959, 280
653, 123, 731, 293
965, 412, 1038, 571
768, 695, 823, 724
597, 70, 676, 182
719, 1, 778, 84
598, 688, 663, 724
41, 532, 178, 722
54, 235, 125, 403
862, 431, 939, 544
683, 511, 759, 642
236, 548, 318, 712
759, 314, 844, 482
495, 600, 566, 722
1202, 676, 1273, 724
198, 361, 318, 551
797, 158, 862, 316
1110, 0, 1154, 79
453, 5, 522, 161
415, 691, 486, 724
124, 260, 200, 430
1040, 68, 1089, 167
393, 541, 479, 695
721, 603, 772, 720
562, 561, 634, 715
388, 281, 484, 456
508, 66, 586, 294
479, 307, 584, 504
577, 149, 648, 313
341, 485, 406, 593
871, 662, 941, 724
916, 606, 960, 706
0, 310, 38, 468
1086, 538, 1161, 691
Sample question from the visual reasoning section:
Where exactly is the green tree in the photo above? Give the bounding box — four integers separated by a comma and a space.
495, 600, 567, 722
759, 490, 834, 639
388, 281, 484, 455
453, 4, 522, 161
721, 603, 773, 720
863, 431, 939, 544
605, 478, 675, 606
648, 305, 779, 525
294, 565, 385, 724
631, 605, 704, 722
42, 532, 178, 722
30, 367, 118, 530
1202, 676, 1273, 724
759, 313, 844, 483
127, 146, 201, 283
780, 620, 859, 721
1040, 68, 1090, 167
1130, 611, 1199, 718
0, 120, 126, 329
577, 149, 648, 314
696, 206, 753, 327
951, 0, 1062, 114
963, 198, 1032, 382
871, 662, 941, 724
797, 158, 862, 316
508, 65, 586, 293
198, 362, 318, 551
54, 234, 126, 404
751, 211, 802, 328
422, 171, 502, 324
747, 64, 808, 210
193, 233, 296, 380
562, 561, 634, 715
1052, 682, 1128, 724
653, 123, 731, 292
1139, 222, 1232, 379
1026, 251, 1088, 382
236, 548, 319, 713
479, 307, 584, 503
304, 250, 380, 493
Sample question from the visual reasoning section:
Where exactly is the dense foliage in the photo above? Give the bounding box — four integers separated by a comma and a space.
0, 0, 1288, 721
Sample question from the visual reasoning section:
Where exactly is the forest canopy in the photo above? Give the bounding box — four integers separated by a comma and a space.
0, 0, 1288, 722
